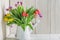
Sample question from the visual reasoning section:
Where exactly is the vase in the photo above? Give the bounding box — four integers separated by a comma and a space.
16, 26, 31, 40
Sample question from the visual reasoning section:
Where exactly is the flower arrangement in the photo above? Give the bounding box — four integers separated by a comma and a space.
4, 2, 42, 31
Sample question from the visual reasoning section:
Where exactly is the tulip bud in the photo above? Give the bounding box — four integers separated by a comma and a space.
34, 11, 39, 15
22, 12, 26, 17
36, 9, 40, 14
6, 8, 9, 11
17, 1, 19, 4
38, 13, 43, 18
26, 13, 28, 17
15, 4, 17, 7
9, 6, 12, 9
20, 2, 22, 5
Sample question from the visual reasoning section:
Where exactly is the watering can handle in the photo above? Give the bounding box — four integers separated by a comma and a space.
29, 20, 40, 33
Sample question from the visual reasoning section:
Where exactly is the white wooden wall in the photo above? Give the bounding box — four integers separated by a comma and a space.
1, 0, 60, 40
55, 0, 60, 34
5, 0, 60, 36
1, 0, 9, 40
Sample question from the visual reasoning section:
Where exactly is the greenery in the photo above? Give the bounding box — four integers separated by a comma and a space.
3, 2, 42, 31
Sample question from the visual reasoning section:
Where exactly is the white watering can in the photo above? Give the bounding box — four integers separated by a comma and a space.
6, 15, 40, 40
16, 15, 40, 40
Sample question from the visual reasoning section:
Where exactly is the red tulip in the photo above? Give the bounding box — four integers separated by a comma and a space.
22, 12, 28, 17
34, 9, 43, 18
22, 12, 26, 17
34, 13, 37, 18
36, 9, 40, 14
34, 9, 40, 15
26, 13, 28, 17
34, 10, 39, 15
36, 10, 43, 18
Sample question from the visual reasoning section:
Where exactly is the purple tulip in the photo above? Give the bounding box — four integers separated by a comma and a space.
20, 2, 22, 5
17, 1, 19, 4
6, 8, 9, 11
32, 23, 35, 25
15, 4, 17, 7
38, 13, 43, 18
9, 6, 12, 9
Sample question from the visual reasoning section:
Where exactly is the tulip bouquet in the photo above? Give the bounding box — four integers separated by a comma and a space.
4, 2, 42, 31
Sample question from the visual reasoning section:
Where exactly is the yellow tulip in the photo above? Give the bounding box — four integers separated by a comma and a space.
8, 18, 14, 22
4, 17, 8, 22
6, 13, 11, 16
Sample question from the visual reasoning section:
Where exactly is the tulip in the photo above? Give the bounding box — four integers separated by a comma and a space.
6, 6, 12, 11
6, 13, 11, 17
34, 9, 40, 15
34, 11, 39, 15
38, 13, 43, 18
6, 8, 9, 11
36, 10, 43, 18
15, 4, 17, 7
8, 18, 14, 22
9, 6, 12, 9
36, 9, 40, 14
22, 12, 28, 17
4, 17, 8, 22
20, 2, 22, 5
26, 13, 28, 17
17, 1, 19, 4
22, 12, 26, 17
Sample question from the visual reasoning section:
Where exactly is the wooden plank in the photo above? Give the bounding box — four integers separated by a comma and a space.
55, 0, 60, 34
0, 0, 3, 40
36, 0, 50, 34
50, 0, 56, 34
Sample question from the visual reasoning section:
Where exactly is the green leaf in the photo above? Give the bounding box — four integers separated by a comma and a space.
26, 7, 36, 15
27, 15, 34, 23
21, 24, 26, 31
27, 23, 33, 30
26, 7, 33, 13
17, 6, 24, 14
7, 21, 14, 26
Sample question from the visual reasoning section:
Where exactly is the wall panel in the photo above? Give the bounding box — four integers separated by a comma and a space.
36, 0, 50, 34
